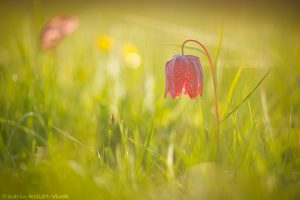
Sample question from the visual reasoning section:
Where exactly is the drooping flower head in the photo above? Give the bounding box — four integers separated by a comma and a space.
164, 55, 204, 99
40, 15, 79, 50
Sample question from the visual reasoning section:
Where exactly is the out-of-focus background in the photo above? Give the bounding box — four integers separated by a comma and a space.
0, 0, 299, 199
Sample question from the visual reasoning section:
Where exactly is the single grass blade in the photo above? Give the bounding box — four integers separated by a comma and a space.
9, 112, 35, 146
213, 24, 224, 79
144, 120, 154, 149
247, 100, 254, 128
128, 138, 165, 160
221, 70, 271, 123
222, 68, 243, 116
8, 112, 47, 147
0, 118, 47, 145
52, 126, 95, 157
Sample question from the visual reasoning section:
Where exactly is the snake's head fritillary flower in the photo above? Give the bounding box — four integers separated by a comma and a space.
40, 15, 79, 50
164, 55, 204, 99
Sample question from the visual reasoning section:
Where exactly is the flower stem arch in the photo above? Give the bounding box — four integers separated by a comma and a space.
182, 39, 220, 157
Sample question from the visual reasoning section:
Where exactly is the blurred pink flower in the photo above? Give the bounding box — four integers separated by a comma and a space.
40, 15, 79, 50
164, 55, 204, 99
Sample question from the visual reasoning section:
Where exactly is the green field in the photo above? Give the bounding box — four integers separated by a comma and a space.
0, 1, 300, 199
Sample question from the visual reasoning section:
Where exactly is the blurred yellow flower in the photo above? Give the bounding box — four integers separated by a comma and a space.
97, 35, 114, 52
123, 43, 142, 68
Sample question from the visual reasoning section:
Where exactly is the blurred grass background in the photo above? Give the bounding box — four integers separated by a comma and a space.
0, 0, 300, 199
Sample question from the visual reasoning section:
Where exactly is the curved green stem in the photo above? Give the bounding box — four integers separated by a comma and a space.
182, 39, 220, 157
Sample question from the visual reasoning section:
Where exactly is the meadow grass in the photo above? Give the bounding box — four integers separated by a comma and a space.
0, 2, 300, 199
